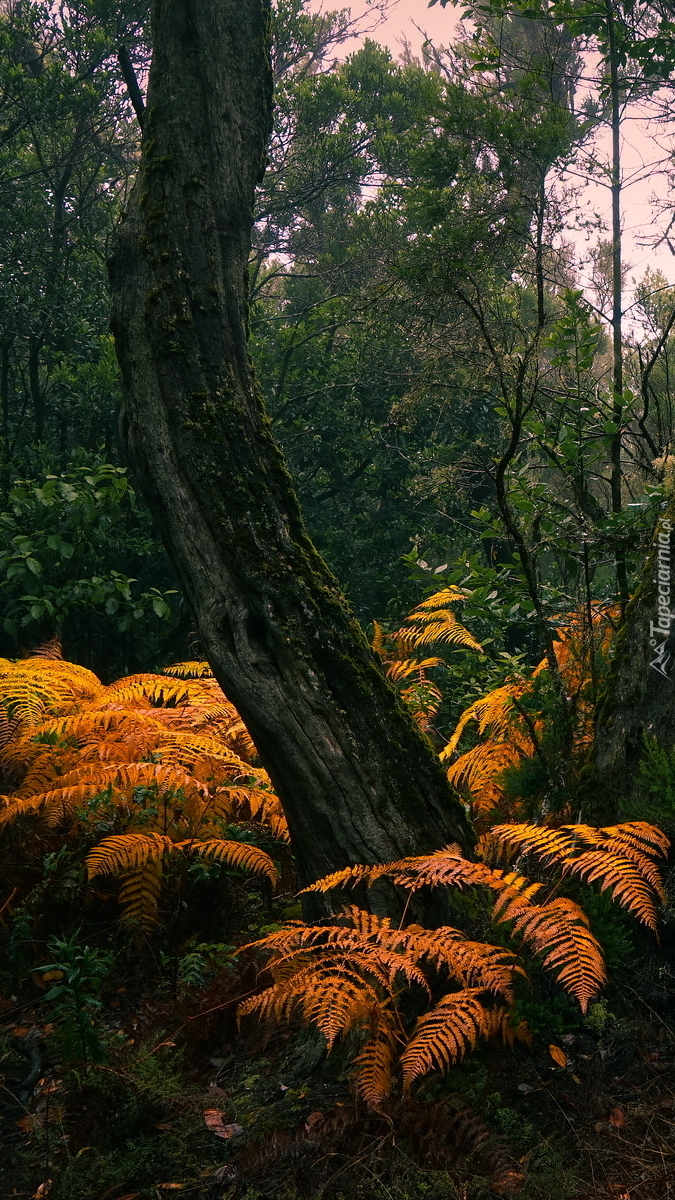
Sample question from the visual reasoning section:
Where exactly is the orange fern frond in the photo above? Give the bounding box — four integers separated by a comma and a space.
353, 1012, 401, 1110
184, 838, 278, 884
86, 832, 174, 877
562, 850, 662, 930
493, 892, 604, 1012
117, 857, 164, 928
163, 661, 214, 678
401, 990, 508, 1090
484, 822, 667, 928
396, 590, 483, 654
441, 682, 530, 761
446, 741, 523, 811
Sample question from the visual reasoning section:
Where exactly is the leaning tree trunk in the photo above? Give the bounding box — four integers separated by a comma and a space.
107, 0, 472, 906
594, 502, 675, 814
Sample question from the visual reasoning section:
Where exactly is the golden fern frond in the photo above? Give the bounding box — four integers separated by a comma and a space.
386, 657, 445, 682
299, 848, 527, 901
397, 590, 482, 654
117, 858, 164, 928
182, 838, 278, 884
381, 847, 508, 894
13, 761, 208, 805
440, 682, 529, 761
597, 821, 670, 859
410, 929, 523, 999
486, 822, 666, 926
239, 962, 382, 1052
446, 741, 523, 803
299, 864, 388, 894
30, 709, 168, 743
0, 784, 112, 827
22, 656, 104, 702
562, 850, 662, 930
102, 673, 208, 708
564, 823, 667, 901
494, 893, 605, 1012
401, 989, 506, 1090
86, 832, 175, 877
482, 824, 578, 867
0, 676, 68, 732
371, 621, 388, 661
163, 661, 213, 678
229, 786, 289, 840
298, 967, 383, 1051
353, 1012, 400, 1110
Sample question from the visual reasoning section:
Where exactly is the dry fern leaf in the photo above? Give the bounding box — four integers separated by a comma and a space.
386, 657, 445, 682
562, 850, 662, 930
353, 1012, 400, 1110
239, 963, 383, 1052
397, 589, 483, 654
493, 892, 605, 1012
401, 989, 507, 1090
441, 682, 529, 761
117, 857, 164, 928
86, 832, 175, 877
102, 673, 208, 708
184, 838, 278, 884
446, 741, 523, 802
486, 822, 666, 927
163, 661, 214, 678
596, 821, 670, 859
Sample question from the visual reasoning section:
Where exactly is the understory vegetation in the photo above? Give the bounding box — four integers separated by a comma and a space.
2, 0, 675, 1197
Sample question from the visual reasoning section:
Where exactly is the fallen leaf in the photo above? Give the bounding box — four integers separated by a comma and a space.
304, 1110, 325, 1133
609, 1107, 625, 1128
549, 1044, 567, 1068
33, 1183, 52, 1199
203, 1110, 243, 1139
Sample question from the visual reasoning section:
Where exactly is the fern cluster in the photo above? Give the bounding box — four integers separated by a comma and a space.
240, 821, 668, 1108
0, 652, 287, 927
439, 602, 619, 822
373, 589, 482, 732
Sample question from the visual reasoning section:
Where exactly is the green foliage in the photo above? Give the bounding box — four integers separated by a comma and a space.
39, 933, 111, 1064
0, 455, 180, 673
632, 735, 675, 831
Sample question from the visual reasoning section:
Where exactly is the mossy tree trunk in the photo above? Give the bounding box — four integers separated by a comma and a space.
107, 0, 472, 908
594, 505, 675, 814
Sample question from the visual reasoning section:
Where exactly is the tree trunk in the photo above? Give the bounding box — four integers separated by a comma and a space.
594, 504, 675, 813
107, 0, 472, 907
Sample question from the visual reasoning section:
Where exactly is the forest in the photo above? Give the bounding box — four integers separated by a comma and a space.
0, 0, 674, 1198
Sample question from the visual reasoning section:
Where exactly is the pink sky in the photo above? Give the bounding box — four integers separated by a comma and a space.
309, 0, 675, 309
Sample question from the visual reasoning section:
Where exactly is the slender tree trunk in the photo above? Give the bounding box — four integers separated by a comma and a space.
594, 503, 675, 814
606, 0, 629, 607
108, 0, 472, 907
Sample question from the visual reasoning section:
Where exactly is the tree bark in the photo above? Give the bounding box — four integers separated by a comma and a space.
594, 503, 675, 814
107, 0, 472, 907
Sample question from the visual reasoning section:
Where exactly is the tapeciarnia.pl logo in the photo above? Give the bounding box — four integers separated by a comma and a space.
650, 517, 674, 680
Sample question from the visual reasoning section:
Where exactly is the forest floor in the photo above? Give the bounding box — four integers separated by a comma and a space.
1, 882, 674, 1200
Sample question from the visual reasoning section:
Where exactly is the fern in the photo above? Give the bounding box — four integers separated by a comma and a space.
483, 822, 669, 930
401, 990, 511, 1090
0, 654, 287, 930
397, 589, 483, 654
